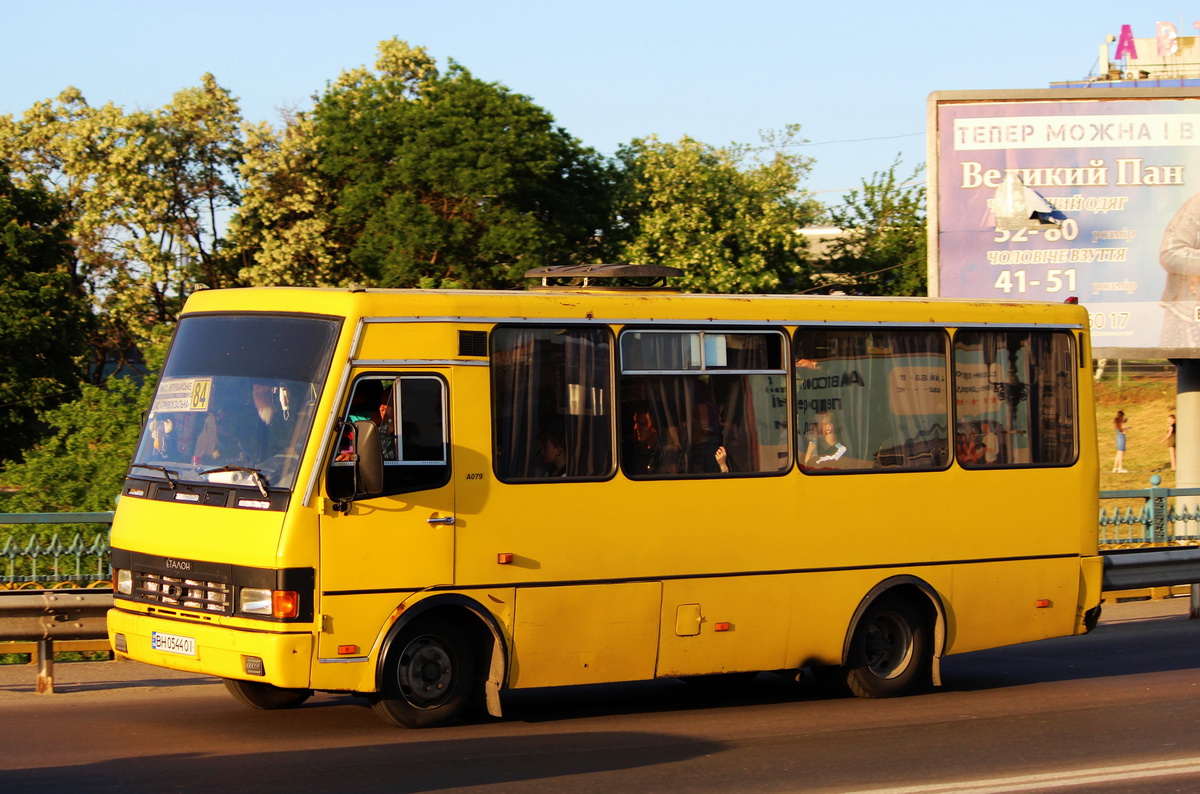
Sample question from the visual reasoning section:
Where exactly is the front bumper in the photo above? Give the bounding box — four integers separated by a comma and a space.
107, 607, 314, 688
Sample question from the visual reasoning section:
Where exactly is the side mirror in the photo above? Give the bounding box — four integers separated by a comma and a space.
353, 420, 384, 496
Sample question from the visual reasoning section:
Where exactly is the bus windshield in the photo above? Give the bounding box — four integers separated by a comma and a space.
130, 314, 341, 493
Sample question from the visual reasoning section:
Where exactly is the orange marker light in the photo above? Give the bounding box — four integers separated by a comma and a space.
272, 590, 300, 619
337, 645, 359, 655
714, 622, 731, 632
1035, 599, 1052, 608
497, 553, 513, 564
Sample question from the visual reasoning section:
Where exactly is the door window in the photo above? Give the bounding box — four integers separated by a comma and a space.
328, 374, 450, 497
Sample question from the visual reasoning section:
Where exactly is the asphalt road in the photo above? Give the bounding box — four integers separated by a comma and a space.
0, 597, 1198, 793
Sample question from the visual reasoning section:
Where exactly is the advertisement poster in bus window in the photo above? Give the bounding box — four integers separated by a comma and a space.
935, 96, 1200, 354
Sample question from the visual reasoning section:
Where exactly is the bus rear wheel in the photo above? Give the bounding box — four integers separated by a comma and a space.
223, 678, 312, 709
844, 596, 928, 699
371, 619, 476, 728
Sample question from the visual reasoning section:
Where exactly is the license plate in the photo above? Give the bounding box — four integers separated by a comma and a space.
151, 631, 196, 656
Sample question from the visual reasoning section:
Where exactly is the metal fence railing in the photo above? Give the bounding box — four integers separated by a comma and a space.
0, 512, 113, 589
1099, 476, 1200, 547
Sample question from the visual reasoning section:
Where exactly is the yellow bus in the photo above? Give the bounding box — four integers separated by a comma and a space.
107, 267, 1102, 727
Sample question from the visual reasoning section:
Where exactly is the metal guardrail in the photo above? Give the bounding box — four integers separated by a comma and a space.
1098, 477, 1200, 617
0, 589, 112, 692
1102, 547, 1200, 590
0, 512, 115, 692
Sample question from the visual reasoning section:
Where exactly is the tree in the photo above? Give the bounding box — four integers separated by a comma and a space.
817, 157, 927, 296
0, 375, 157, 514
0, 169, 91, 462
0, 334, 165, 514
609, 128, 822, 294
0, 76, 245, 375
231, 39, 612, 289
231, 113, 342, 286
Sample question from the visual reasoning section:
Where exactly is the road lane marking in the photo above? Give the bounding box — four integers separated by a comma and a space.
842, 757, 1200, 793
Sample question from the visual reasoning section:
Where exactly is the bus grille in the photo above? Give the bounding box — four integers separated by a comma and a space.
134, 572, 231, 614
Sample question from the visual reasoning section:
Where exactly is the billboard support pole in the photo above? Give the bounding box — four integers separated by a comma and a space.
1172, 359, 1200, 538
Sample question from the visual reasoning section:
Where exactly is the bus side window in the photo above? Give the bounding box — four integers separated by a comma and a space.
492, 326, 614, 482
794, 328, 950, 473
619, 330, 790, 478
953, 330, 1076, 468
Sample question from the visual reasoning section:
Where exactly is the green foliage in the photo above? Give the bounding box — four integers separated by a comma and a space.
609, 127, 822, 294
0, 370, 157, 514
0, 169, 91, 462
0, 651, 111, 666
233, 39, 612, 289
818, 157, 927, 296
0, 76, 245, 371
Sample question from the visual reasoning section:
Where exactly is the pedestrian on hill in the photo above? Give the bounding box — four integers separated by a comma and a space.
1162, 413, 1177, 471
1113, 410, 1129, 473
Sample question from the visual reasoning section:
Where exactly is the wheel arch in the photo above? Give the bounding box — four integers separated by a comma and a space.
376, 594, 509, 717
841, 575, 948, 687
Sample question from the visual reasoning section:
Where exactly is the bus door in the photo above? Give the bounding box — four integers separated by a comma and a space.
318, 371, 454, 659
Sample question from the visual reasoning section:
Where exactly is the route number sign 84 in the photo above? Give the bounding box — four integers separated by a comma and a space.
993, 268, 1077, 294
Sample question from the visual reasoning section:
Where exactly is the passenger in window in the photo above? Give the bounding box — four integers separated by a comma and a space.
193, 388, 252, 466
537, 424, 568, 477
336, 380, 396, 462
347, 380, 383, 424
689, 398, 728, 473
377, 389, 398, 462
336, 380, 379, 461
803, 412, 848, 468
624, 403, 685, 475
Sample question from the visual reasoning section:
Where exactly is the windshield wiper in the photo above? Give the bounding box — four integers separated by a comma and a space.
130, 463, 178, 489
199, 465, 270, 498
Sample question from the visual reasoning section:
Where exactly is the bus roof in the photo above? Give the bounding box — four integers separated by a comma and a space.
180, 286, 1088, 328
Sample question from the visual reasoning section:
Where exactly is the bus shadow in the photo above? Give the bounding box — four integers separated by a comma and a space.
496, 672, 832, 725
495, 612, 1200, 720
0, 730, 727, 792
939, 609, 1200, 692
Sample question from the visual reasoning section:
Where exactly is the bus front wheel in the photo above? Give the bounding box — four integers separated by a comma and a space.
371, 619, 476, 728
843, 596, 928, 699
223, 678, 312, 709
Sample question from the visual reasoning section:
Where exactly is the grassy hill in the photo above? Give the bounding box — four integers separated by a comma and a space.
1094, 364, 1176, 492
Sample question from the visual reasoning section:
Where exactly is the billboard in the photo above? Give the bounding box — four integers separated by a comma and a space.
929, 88, 1200, 358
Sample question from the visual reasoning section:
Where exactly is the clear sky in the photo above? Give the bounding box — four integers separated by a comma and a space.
0, 2, 1189, 203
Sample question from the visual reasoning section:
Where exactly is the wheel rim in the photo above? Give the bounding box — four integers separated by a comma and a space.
396, 634, 456, 709
863, 610, 914, 679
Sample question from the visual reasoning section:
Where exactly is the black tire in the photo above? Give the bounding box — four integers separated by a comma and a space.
223, 678, 312, 710
843, 596, 929, 699
809, 664, 852, 696
371, 619, 477, 728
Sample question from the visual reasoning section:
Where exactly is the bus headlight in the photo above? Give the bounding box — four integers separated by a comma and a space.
240, 588, 300, 619
115, 569, 133, 595
240, 587, 272, 615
